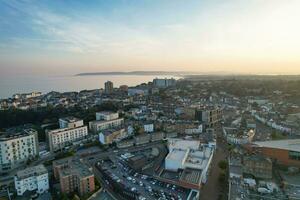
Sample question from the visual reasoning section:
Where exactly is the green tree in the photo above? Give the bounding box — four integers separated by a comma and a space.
218, 160, 228, 170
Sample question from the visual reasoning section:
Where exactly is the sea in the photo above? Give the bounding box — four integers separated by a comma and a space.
0, 74, 179, 99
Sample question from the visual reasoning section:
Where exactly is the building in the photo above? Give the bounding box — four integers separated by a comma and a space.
168, 138, 200, 152
195, 106, 223, 128
243, 155, 272, 179
0, 129, 39, 172
181, 107, 196, 120
13, 92, 42, 99
53, 157, 95, 196
253, 139, 300, 167
96, 111, 119, 121
127, 155, 147, 171
99, 128, 126, 144
128, 88, 148, 96
104, 81, 114, 94
14, 164, 49, 196
89, 118, 124, 133
89, 112, 124, 133
144, 123, 154, 133
153, 78, 176, 88
223, 127, 255, 145
119, 85, 128, 92
229, 154, 243, 179
59, 117, 84, 129
47, 117, 88, 152
165, 147, 214, 173
246, 119, 256, 130
185, 124, 203, 134
165, 139, 214, 189
248, 98, 268, 105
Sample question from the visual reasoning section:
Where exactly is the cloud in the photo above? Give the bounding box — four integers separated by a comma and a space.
1, 1, 168, 57
1, 0, 300, 74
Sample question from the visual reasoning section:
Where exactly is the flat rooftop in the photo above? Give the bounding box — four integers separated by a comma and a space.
16, 164, 47, 180
180, 168, 202, 185
90, 118, 123, 124
54, 157, 93, 179
254, 139, 300, 152
166, 148, 188, 161
166, 145, 214, 171
0, 128, 37, 141
101, 128, 124, 136
59, 116, 81, 123
185, 147, 213, 169
48, 125, 86, 134
168, 138, 200, 151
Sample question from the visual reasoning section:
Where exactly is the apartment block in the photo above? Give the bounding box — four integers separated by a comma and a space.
104, 81, 114, 94
14, 164, 49, 196
243, 155, 272, 179
59, 117, 84, 129
195, 106, 223, 128
96, 111, 119, 121
53, 157, 95, 196
89, 112, 123, 133
153, 78, 176, 88
47, 117, 88, 152
0, 129, 39, 172
99, 128, 126, 144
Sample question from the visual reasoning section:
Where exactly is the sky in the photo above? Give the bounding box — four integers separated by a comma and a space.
1, 0, 300, 76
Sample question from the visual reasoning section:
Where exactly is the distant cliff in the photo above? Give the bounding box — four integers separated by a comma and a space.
75, 71, 197, 76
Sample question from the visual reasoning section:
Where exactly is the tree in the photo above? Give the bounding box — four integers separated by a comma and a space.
218, 171, 226, 183
218, 160, 228, 170
133, 125, 141, 136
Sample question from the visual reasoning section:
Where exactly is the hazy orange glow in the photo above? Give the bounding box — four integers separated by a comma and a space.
1, 0, 300, 75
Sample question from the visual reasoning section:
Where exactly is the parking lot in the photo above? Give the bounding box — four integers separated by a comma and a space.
96, 153, 190, 200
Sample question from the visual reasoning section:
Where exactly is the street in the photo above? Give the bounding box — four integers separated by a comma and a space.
200, 130, 228, 200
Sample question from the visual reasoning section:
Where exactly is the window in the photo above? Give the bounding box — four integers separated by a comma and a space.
289, 151, 300, 161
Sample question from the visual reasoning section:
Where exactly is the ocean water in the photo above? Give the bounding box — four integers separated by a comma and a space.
0, 74, 178, 99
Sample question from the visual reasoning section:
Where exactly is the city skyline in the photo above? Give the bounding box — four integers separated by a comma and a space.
1, 0, 300, 76
2, 1, 300, 199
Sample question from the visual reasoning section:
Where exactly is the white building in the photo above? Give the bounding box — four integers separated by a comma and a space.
89, 112, 124, 133
99, 128, 127, 144
128, 88, 148, 96
0, 129, 39, 172
248, 98, 269, 105
59, 117, 83, 129
165, 149, 188, 171
165, 139, 214, 184
223, 127, 255, 145
13, 92, 42, 99
252, 111, 292, 133
14, 164, 49, 196
96, 111, 119, 121
185, 125, 203, 134
165, 146, 214, 172
168, 138, 200, 151
48, 117, 88, 152
144, 123, 154, 133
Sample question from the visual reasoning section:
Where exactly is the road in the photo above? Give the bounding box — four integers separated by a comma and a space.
0, 154, 55, 187
200, 129, 228, 200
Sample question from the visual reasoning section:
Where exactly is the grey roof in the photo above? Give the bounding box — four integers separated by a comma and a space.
16, 164, 47, 180
54, 157, 93, 179
0, 128, 37, 141
59, 116, 81, 123
254, 139, 300, 152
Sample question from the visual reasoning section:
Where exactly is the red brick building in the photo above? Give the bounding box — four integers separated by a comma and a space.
53, 157, 95, 196
253, 139, 300, 167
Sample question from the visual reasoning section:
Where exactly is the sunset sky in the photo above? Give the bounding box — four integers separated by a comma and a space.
1, 0, 300, 76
